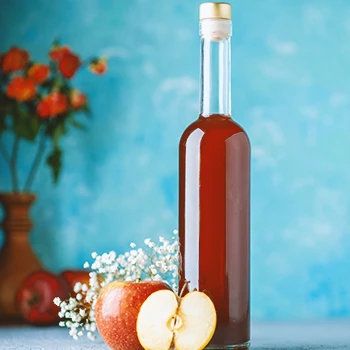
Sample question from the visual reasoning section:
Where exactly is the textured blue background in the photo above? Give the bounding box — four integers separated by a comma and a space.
1, 0, 350, 321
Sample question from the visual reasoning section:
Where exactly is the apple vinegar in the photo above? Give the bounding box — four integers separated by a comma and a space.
179, 2, 250, 349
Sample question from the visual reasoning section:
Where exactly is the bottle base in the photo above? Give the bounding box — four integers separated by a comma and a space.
205, 341, 250, 349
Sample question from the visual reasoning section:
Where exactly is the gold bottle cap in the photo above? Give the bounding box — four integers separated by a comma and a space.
200, 2, 231, 20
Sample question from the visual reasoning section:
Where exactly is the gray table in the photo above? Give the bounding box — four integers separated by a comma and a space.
0, 321, 349, 349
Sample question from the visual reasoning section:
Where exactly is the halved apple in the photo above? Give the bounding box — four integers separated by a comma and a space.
137, 289, 217, 350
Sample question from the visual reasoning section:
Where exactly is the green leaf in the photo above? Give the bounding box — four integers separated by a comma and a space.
0, 109, 7, 133
81, 104, 92, 118
0, 119, 6, 133
46, 147, 62, 183
69, 119, 87, 131
12, 106, 40, 141
40, 78, 55, 89
52, 122, 66, 147
52, 38, 61, 47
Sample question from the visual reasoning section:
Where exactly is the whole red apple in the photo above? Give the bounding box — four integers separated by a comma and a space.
95, 280, 170, 350
16, 271, 69, 326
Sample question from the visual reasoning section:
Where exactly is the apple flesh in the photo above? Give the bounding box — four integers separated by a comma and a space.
16, 271, 69, 326
137, 290, 217, 350
95, 280, 170, 350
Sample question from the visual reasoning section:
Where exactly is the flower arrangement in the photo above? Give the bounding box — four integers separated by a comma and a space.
0, 43, 107, 191
54, 231, 179, 341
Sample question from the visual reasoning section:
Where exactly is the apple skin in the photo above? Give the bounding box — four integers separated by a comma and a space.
60, 269, 91, 296
95, 280, 171, 350
16, 270, 70, 326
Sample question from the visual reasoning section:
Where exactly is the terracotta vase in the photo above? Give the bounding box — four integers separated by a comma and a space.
0, 193, 42, 321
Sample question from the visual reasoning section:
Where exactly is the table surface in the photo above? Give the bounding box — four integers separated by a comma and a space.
0, 321, 349, 349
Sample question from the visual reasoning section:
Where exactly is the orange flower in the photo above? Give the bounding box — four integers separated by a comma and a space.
28, 64, 50, 84
70, 89, 87, 109
89, 58, 107, 75
49, 45, 71, 62
6, 76, 36, 102
1, 47, 30, 73
58, 52, 81, 79
37, 92, 68, 118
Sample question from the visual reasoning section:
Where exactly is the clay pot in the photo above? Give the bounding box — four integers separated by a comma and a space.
0, 193, 42, 321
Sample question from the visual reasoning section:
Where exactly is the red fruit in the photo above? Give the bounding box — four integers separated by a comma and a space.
58, 52, 81, 79
60, 270, 91, 296
28, 63, 50, 84
37, 92, 68, 118
16, 271, 69, 326
1, 46, 29, 73
89, 58, 107, 75
6, 76, 36, 102
70, 89, 87, 110
95, 281, 170, 350
49, 45, 71, 62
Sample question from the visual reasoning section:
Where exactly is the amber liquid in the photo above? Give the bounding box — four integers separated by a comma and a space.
179, 114, 250, 348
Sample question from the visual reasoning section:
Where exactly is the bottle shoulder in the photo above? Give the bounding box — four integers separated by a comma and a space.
180, 115, 250, 146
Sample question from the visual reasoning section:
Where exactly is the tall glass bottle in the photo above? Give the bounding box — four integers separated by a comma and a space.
179, 2, 250, 349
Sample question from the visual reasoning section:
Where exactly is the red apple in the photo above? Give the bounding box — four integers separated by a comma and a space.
95, 280, 170, 350
60, 269, 91, 296
16, 271, 69, 326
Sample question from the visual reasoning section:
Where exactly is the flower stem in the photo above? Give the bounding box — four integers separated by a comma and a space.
10, 135, 20, 193
24, 128, 46, 192
0, 136, 11, 165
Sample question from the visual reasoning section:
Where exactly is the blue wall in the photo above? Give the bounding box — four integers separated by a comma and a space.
1, 0, 350, 320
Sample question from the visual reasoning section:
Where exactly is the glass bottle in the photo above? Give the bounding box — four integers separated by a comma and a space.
179, 2, 250, 349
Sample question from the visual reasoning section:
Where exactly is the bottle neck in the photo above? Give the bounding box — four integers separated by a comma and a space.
200, 20, 231, 117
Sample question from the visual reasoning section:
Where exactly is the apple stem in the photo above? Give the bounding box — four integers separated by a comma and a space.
178, 280, 190, 300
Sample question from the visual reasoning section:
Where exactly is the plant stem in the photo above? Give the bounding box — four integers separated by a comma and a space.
24, 128, 47, 192
0, 136, 11, 165
10, 135, 20, 193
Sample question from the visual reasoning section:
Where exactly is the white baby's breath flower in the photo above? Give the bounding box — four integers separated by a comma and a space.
73, 282, 82, 294
153, 274, 162, 281
109, 251, 117, 260
53, 297, 61, 306
83, 261, 90, 268
87, 332, 95, 341
56, 230, 179, 342
79, 309, 86, 317
69, 328, 77, 336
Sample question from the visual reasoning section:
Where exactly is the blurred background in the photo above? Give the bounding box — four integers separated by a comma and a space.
0, 0, 350, 322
